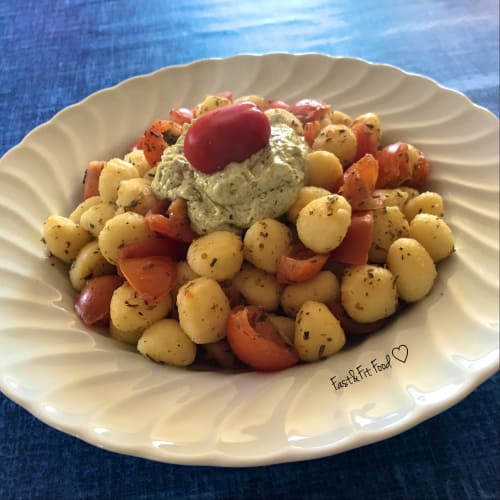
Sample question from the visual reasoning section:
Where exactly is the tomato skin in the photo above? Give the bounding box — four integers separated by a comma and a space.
303, 121, 322, 147
338, 154, 380, 210
406, 150, 430, 188
75, 275, 124, 326
183, 102, 271, 174
83, 160, 105, 200
143, 119, 183, 166
226, 306, 300, 372
289, 99, 331, 123
169, 107, 193, 125
276, 244, 329, 285
328, 302, 389, 336
266, 99, 290, 110
329, 211, 374, 265
146, 199, 197, 243
351, 122, 378, 163
375, 142, 412, 188
118, 256, 176, 303
118, 237, 188, 262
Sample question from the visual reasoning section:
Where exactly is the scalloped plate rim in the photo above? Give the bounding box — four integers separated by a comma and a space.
0, 53, 498, 467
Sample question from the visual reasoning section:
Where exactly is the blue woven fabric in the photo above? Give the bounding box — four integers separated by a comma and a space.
1, 0, 499, 498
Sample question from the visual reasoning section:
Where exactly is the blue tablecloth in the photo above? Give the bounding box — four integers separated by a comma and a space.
1, 1, 498, 498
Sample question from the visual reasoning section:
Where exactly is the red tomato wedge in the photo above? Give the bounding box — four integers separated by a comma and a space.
303, 121, 322, 147
183, 102, 271, 174
338, 154, 380, 210
351, 122, 378, 162
75, 274, 124, 326
375, 142, 413, 188
169, 107, 193, 125
82, 160, 105, 200
118, 256, 176, 303
329, 211, 374, 265
143, 119, 183, 166
226, 306, 299, 372
276, 244, 329, 285
289, 98, 331, 123
118, 237, 189, 262
329, 302, 390, 336
146, 199, 197, 243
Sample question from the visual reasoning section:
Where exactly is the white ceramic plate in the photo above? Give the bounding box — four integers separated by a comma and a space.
0, 54, 498, 467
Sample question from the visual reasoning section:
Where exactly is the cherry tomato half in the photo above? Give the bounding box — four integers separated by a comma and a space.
226, 306, 299, 372
351, 122, 378, 162
289, 98, 331, 123
276, 244, 329, 285
183, 102, 271, 174
169, 107, 193, 125
338, 154, 380, 210
118, 255, 176, 304
375, 142, 413, 188
303, 121, 322, 147
118, 237, 189, 262
75, 274, 124, 326
146, 199, 197, 243
329, 211, 374, 265
143, 119, 183, 166
82, 160, 105, 200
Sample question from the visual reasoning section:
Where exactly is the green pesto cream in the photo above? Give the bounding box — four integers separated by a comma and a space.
151, 124, 309, 235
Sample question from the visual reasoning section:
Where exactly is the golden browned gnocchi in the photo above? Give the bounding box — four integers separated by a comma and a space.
286, 186, 332, 224
98, 158, 140, 203
408, 214, 455, 262
243, 218, 292, 273
305, 150, 343, 192
115, 177, 157, 215
312, 124, 357, 166
294, 300, 346, 362
187, 230, 244, 280
386, 238, 437, 302
98, 212, 155, 264
42, 215, 92, 263
43, 92, 456, 374
137, 319, 197, 366
69, 240, 115, 290
296, 194, 352, 253
369, 206, 410, 263
281, 270, 340, 317
341, 265, 398, 323
403, 191, 444, 221
79, 201, 116, 238
177, 277, 230, 344
110, 282, 172, 333
232, 264, 283, 311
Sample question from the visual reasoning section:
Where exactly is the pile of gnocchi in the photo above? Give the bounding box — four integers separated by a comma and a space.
42, 92, 455, 372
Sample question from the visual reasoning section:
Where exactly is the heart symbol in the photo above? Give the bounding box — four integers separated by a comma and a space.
392, 345, 408, 363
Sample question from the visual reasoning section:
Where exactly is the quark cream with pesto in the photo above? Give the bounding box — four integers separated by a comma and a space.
152, 122, 309, 234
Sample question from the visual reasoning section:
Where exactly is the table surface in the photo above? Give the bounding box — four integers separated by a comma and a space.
1, 1, 498, 499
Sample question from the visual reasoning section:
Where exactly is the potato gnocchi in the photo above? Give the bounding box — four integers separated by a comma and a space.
42, 92, 455, 373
